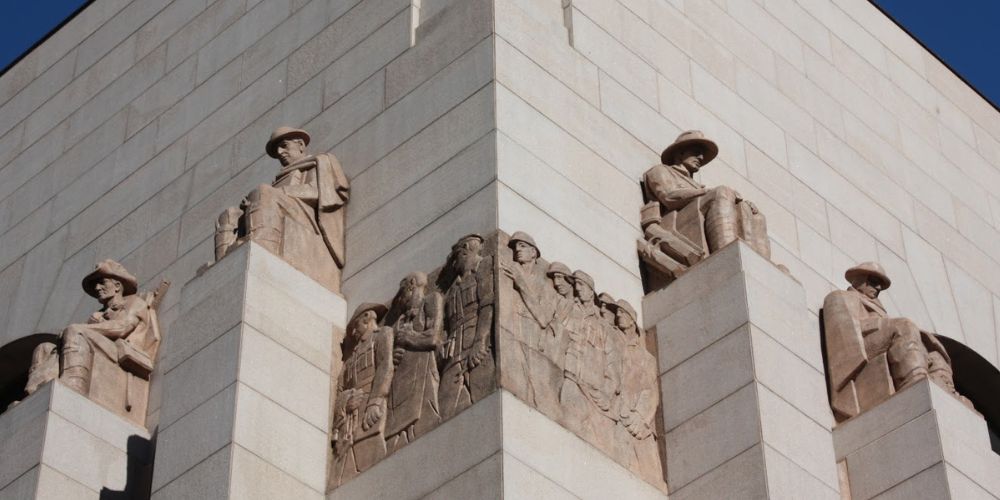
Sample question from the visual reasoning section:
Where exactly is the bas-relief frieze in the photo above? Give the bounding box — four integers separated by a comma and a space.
823, 262, 974, 422
498, 232, 662, 485
330, 233, 500, 489
6, 260, 168, 425
329, 231, 666, 490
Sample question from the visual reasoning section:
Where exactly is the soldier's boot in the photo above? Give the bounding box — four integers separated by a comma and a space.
927, 351, 976, 410
61, 331, 94, 395
888, 334, 929, 390
215, 207, 243, 261
25, 342, 59, 395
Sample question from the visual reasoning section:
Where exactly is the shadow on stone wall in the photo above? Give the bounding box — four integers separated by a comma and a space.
99, 433, 154, 500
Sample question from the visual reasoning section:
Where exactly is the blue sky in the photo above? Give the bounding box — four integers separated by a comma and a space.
873, 0, 1000, 108
0, 0, 997, 109
0, 0, 90, 71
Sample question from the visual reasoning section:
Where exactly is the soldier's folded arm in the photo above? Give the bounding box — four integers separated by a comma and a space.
87, 311, 142, 340
280, 184, 319, 202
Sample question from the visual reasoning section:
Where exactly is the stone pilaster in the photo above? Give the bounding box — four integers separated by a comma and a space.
834, 379, 1000, 499
0, 381, 152, 499
150, 243, 346, 499
644, 241, 840, 498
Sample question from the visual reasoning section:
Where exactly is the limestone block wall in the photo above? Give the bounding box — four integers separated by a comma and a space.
492, 0, 1000, 370
1, 0, 999, 488
0, 0, 497, 431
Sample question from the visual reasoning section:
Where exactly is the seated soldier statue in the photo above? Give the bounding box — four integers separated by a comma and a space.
823, 262, 973, 421
638, 130, 771, 288
23, 260, 167, 425
215, 126, 350, 293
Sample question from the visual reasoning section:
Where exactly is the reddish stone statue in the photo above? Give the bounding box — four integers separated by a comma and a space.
22, 260, 167, 425
216, 126, 350, 293
823, 262, 972, 421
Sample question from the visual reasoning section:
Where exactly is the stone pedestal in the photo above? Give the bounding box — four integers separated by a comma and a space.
643, 242, 840, 498
834, 379, 1000, 499
150, 243, 346, 499
330, 390, 665, 500
0, 381, 152, 499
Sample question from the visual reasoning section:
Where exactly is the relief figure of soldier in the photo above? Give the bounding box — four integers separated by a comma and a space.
500, 232, 564, 418
559, 270, 621, 447
332, 304, 394, 487
384, 272, 444, 452
438, 234, 496, 420
609, 300, 660, 483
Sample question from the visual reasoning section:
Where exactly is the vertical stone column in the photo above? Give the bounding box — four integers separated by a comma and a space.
150, 243, 346, 499
833, 379, 1000, 499
0, 381, 152, 499
643, 242, 840, 498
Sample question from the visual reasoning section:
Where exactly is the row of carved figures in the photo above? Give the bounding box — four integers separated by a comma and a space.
330, 233, 497, 487
329, 230, 663, 487
1, 125, 983, 492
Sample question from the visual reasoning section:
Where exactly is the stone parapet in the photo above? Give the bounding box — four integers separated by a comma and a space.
0, 381, 151, 499
150, 242, 346, 499
834, 378, 1000, 499
644, 241, 840, 498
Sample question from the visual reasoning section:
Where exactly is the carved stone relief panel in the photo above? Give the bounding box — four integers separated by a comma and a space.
5, 260, 168, 426
328, 231, 665, 490
215, 126, 350, 294
823, 262, 974, 422
329, 233, 499, 490
497, 231, 664, 487
638, 130, 778, 292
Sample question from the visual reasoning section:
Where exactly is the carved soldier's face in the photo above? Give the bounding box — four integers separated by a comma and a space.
352, 310, 378, 339
399, 274, 425, 308
513, 241, 538, 264
275, 138, 307, 166
852, 276, 883, 300
574, 281, 595, 303
94, 278, 122, 303
676, 146, 706, 174
615, 308, 637, 334
599, 298, 614, 315
551, 273, 573, 297
453, 240, 482, 275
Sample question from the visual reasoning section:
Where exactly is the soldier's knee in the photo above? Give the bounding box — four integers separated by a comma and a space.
890, 318, 920, 336
218, 207, 242, 226
31, 342, 57, 362
711, 186, 737, 201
